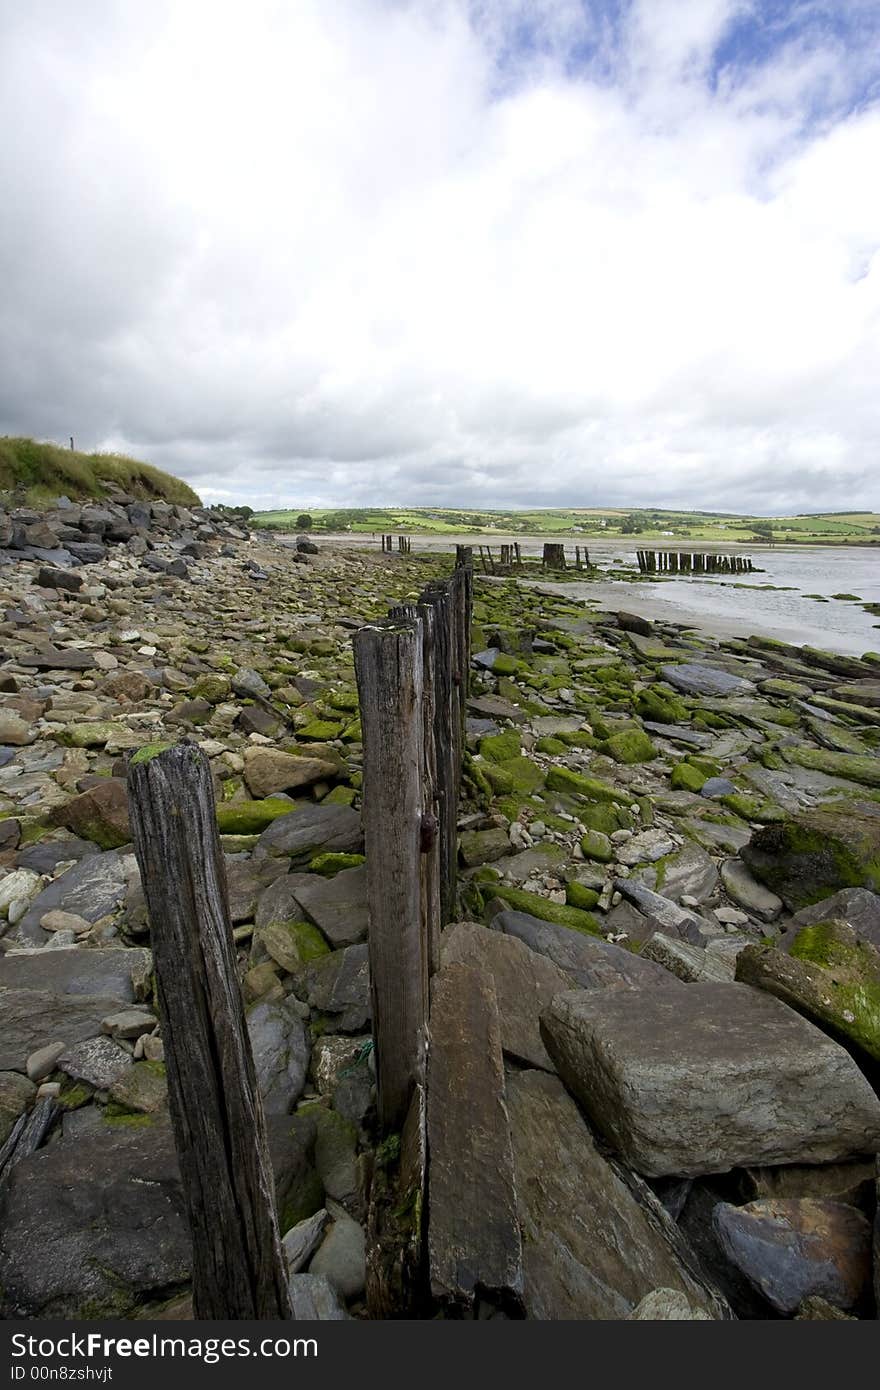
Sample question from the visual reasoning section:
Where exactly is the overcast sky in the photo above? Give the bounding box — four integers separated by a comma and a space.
1, 1, 878, 514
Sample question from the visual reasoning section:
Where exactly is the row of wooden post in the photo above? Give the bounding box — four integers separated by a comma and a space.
381, 534, 411, 553
636, 550, 754, 574
123, 549, 473, 1320
353, 549, 473, 1130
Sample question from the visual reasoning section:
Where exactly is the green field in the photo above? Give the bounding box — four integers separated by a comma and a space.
252, 506, 880, 545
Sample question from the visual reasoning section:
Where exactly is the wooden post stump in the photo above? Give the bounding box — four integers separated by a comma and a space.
126, 742, 292, 1321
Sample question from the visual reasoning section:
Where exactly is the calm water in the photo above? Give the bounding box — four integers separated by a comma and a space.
300, 533, 880, 657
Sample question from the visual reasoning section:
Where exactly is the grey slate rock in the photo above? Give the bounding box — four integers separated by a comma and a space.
256, 804, 363, 866
246, 998, 310, 1113
58, 1036, 132, 1090
287, 1273, 350, 1319
612, 880, 709, 946
440, 921, 576, 1070
12, 850, 127, 945
540, 983, 880, 1177
0, 946, 152, 1003
297, 944, 370, 1031
492, 908, 681, 993
282, 1208, 329, 1274
660, 664, 755, 697
778, 887, 880, 952
308, 1207, 366, 1300
0, 989, 125, 1072
293, 867, 368, 948
507, 1069, 725, 1320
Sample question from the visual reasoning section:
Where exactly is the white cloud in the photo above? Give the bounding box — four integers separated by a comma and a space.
0, 0, 878, 513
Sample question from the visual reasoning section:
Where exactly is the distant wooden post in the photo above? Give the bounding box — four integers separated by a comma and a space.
354, 619, 427, 1130
542, 543, 566, 569
514, 542, 521, 567
127, 743, 293, 1321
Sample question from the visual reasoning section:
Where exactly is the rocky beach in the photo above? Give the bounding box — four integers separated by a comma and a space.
1, 495, 879, 1320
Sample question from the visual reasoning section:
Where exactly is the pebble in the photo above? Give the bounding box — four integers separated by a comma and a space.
26, 1042, 65, 1081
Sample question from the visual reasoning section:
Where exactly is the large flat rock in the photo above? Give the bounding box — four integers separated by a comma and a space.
439, 921, 575, 1070
0, 946, 152, 1003
12, 850, 128, 946
778, 887, 880, 953
507, 1069, 727, 1319
541, 983, 880, 1177
492, 910, 682, 993
292, 867, 368, 948
427, 963, 523, 1314
660, 663, 755, 697
0, 1112, 317, 1318
246, 998, 310, 1113
0, 988, 126, 1072
255, 804, 363, 866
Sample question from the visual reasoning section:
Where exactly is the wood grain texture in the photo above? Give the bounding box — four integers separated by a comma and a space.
127, 742, 292, 1320
354, 619, 427, 1130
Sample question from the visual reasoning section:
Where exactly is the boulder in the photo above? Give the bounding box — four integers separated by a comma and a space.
507, 1069, 727, 1319
297, 944, 370, 1031
256, 804, 363, 866
720, 858, 783, 922
540, 983, 880, 1177
0, 988, 123, 1072
440, 921, 576, 1070
427, 963, 523, 1314
660, 664, 754, 697
12, 850, 127, 946
777, 887, 880, 953
243, 747, 340, 799
713, 1199, 872, 1316
0, 946, 152, 1003
52, 778, 130, 849
741, 801, 880, 909
493, 909, 681, 993
246, 998, 310, 1113
735, 923, 880, 1063
0, 1070, 36, 1145
291, 867, 368, 948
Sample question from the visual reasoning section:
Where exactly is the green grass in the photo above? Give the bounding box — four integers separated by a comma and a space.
251, 505, 880, 545
0, 437, 201, 507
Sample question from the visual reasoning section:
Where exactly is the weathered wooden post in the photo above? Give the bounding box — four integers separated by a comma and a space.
354, 618, 427, 1131
542, 543, 566, 569
513, 542, 521, 567
126, 743, 293, 1320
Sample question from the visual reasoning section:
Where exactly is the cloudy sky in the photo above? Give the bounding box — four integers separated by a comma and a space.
1, 1, 878, 514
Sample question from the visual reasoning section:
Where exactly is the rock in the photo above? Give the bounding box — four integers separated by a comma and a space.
617, 611, 654, 637
493, 909, 681, 992
309, 1208, 366, 1300
0, 1119, 190, 1317
25, 1042, 64, 1082
738, 1159, 876, 1209
660, 664, 754, 696
613, 880, 708, 946
232, 667, 272, 700
778, 887, 880, 953
642, 933, 737, 983
291, 867, 368, 948
0, 988, 124, 1072
101, 671, 154, 703
0, 946, 152, 1003
39, 910, 91, 935
720, 859, 783, 922
0, 713, 35, 745
700, 777, 737, 798
101, 1009, 157, 1039
735, 924, 880, 1063
440, 921, 575, 1070
53, 778, 130, 849
243, 747, 340, 799
713, 1199, 872, 1315
629, 1289, 712, 1319
459, 827, 513, 866
540, 983, 880, 1177
0, 868, 42, 918
0, 1070, 36, 1144
634, 843, 719, 904
615, 829, 676, 867
13, 850, 127, 946
579, 828, 613, 862
282, 1208, 329, 1274
108, 1060, 167, 1114
297, 944, 370, 1031
427, 963, 523, 1314
225, 855, 288, 923
310, 1108, 359, 1206
58, 1036, 132, 1089
256, 803, 363, 866
246, 998, 310, 1112
287, 1273, 350, 1319
741, 801, 880, 908
507, 1069, 724, 1319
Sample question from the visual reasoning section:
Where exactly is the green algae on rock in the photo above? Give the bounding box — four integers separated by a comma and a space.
485, 883, 601, 936
741, 801, 880, 908
215, 798, 301, 834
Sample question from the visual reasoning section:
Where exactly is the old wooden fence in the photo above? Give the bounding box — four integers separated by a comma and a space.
123, 549, 474, 1319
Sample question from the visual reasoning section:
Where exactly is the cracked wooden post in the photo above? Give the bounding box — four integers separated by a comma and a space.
126, 742, 293, 1321
354, 617, 427, 1131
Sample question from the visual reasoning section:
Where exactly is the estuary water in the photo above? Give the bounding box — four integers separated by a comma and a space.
299, 532, 880, 657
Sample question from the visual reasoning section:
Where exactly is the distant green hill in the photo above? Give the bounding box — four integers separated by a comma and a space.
0, 437, 201, 507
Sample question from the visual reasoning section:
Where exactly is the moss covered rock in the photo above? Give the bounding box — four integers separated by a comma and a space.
215, 798, 299, 834
486, 883, 601, 936
579, 828, 613, 862
479, 729, 522, 764
736, 922, 880, 1062
741, 801, 880, 908
604, 728, 657, 764
788, 747, 880, 789
671, 761, 706, 793
546, 765, 631, 805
